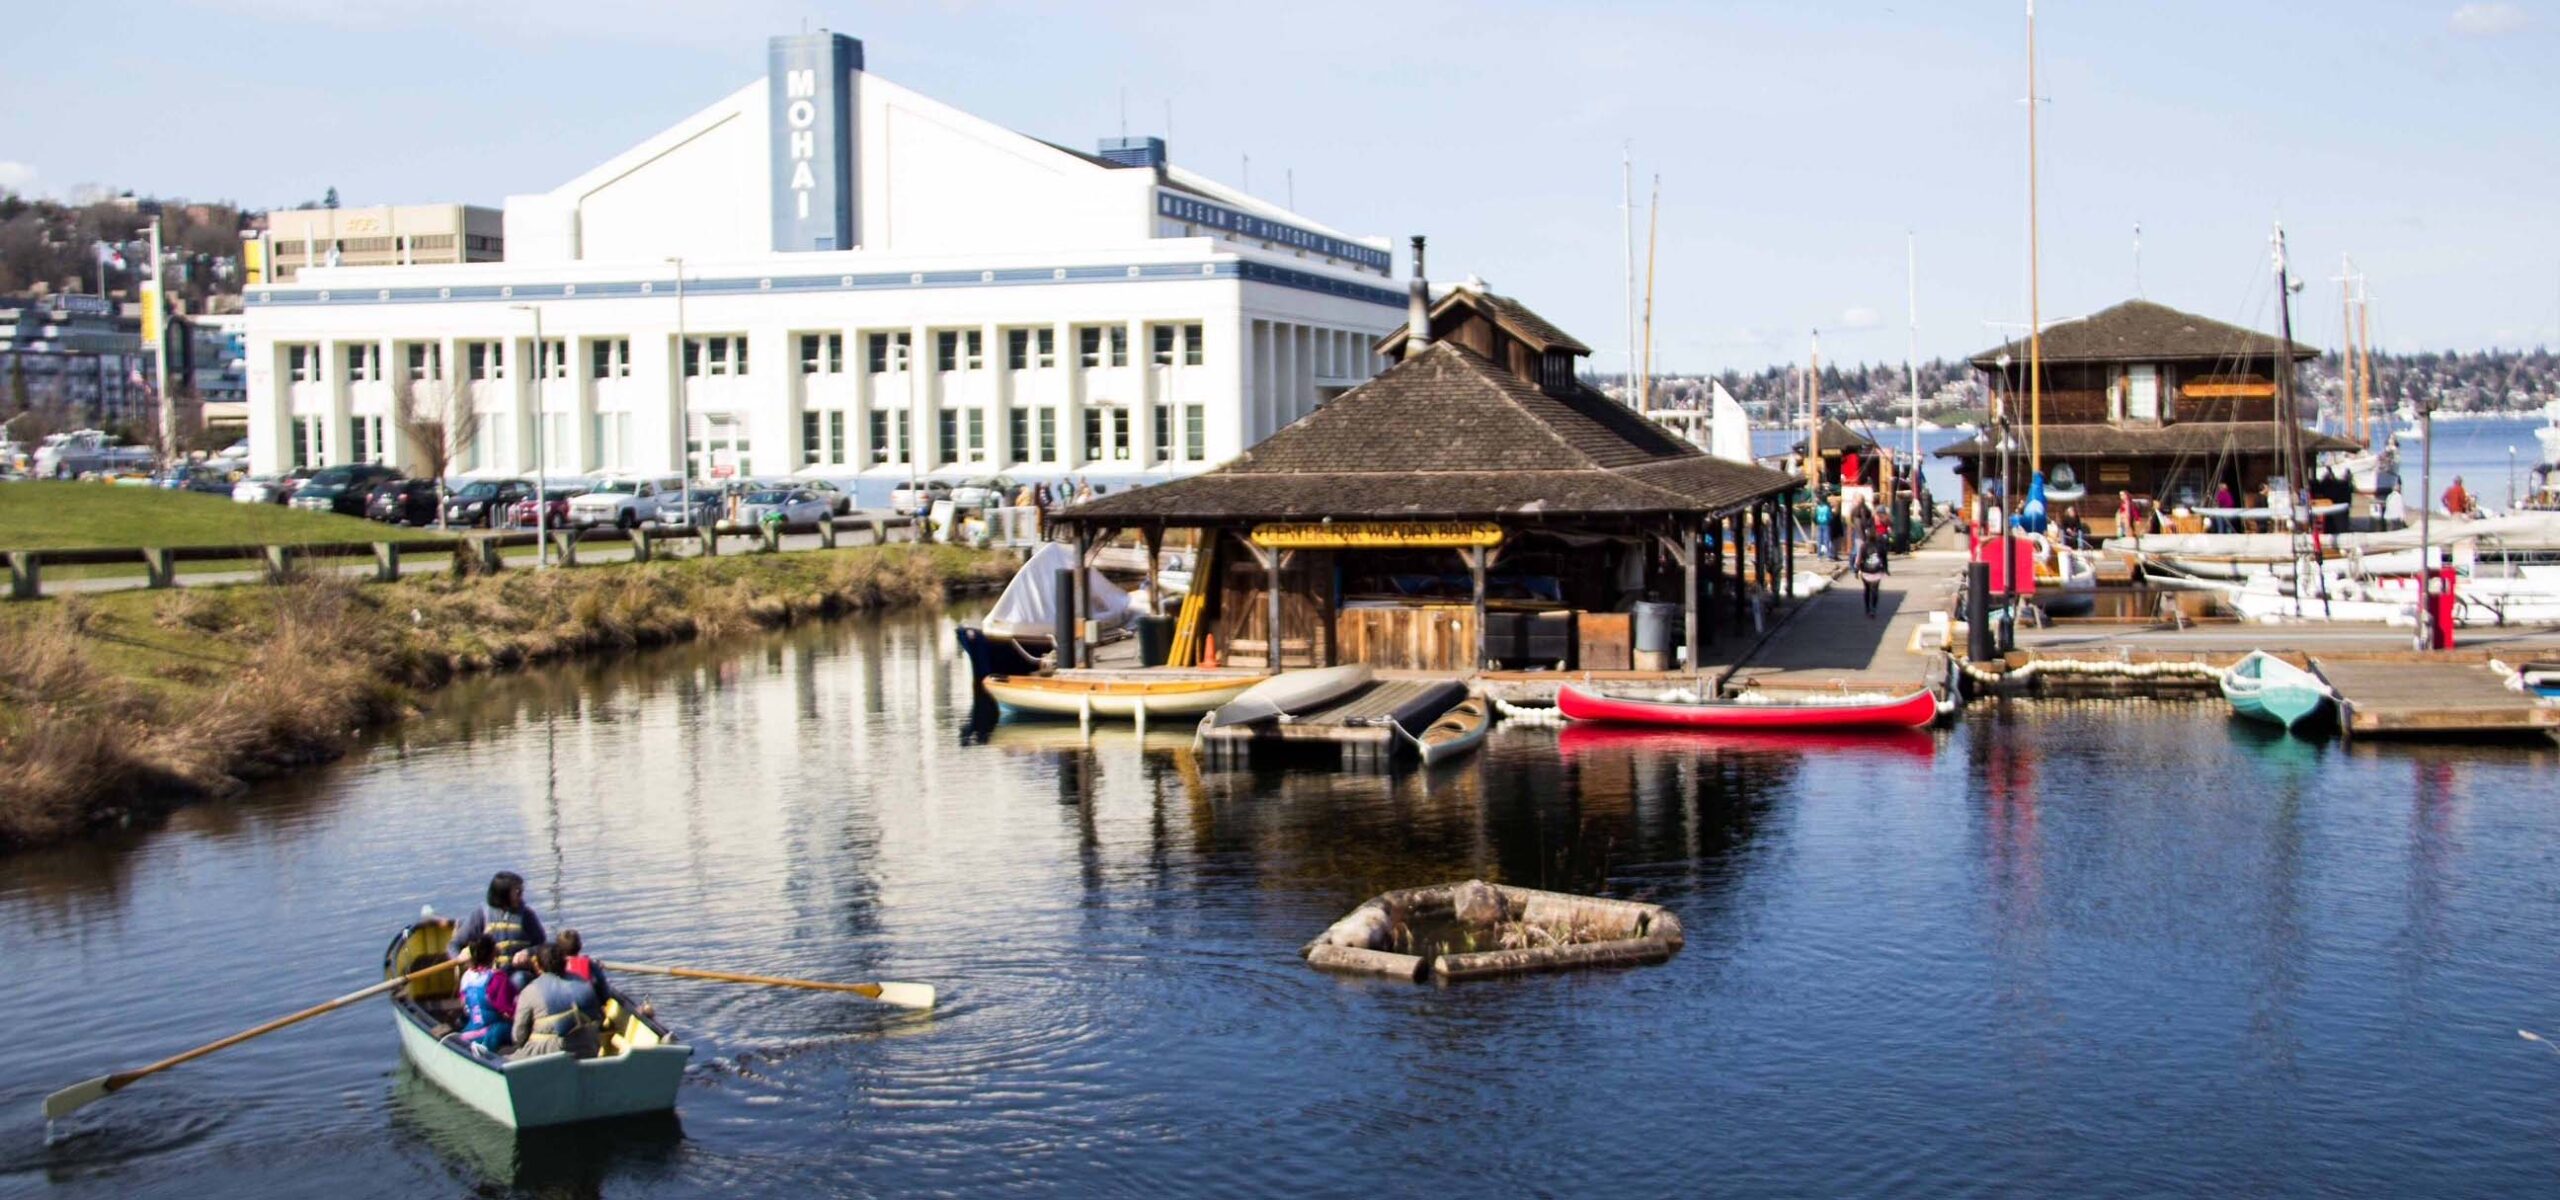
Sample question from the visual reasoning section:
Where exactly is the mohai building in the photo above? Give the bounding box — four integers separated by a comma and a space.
241, 32, 1404, 488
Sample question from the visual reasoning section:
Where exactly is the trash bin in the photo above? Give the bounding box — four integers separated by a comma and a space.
1136, 614, 1175, 667
1631, 600, 1680, 671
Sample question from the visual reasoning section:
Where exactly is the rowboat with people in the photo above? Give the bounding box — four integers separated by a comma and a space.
383, 919, 691, 1129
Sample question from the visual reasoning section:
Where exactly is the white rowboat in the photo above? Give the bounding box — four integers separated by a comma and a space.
982, 674, 1257, 720
1204, 665, 1375, 729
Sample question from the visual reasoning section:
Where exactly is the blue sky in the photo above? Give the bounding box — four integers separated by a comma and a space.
5, 1, 2554, 369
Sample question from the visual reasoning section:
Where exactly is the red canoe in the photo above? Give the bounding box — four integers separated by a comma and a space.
1555, 683, 1940, 731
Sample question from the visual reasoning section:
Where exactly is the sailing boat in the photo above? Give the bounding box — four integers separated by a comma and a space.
2006, 0, 2096, 616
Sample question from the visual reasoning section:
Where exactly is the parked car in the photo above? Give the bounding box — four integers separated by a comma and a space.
289, 463, 403, 516
506, 485, 589, 529
888, 479, 950, 513
366, 478, 442, 526
797, 478, 854, 515
950, 475, 1017, 509
566, 474, 683, 529
442, 479, 535, 528
736, 487, 835, 528
232, 469, 315, 505
155, 465, 235, 495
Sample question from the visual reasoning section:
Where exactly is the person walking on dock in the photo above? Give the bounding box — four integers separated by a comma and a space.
1856, 534, 1889, 618
1814, 495, 1835, 560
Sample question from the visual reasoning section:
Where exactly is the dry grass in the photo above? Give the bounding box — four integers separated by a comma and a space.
0, 544, 1010, 847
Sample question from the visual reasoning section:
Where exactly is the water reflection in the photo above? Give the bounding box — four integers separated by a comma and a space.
8, 613, 2560, 1197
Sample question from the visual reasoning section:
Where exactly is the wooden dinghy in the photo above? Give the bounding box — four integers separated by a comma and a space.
2219, 649, 2332, 733
1556, 682, 1939, 731
1204, 665, 1375, 728
982, 674, 1256, 720
383, 921, 691, 1130
1401, 695, 1490, 764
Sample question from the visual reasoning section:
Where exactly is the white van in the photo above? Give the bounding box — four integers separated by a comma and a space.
565, 474, 684, 528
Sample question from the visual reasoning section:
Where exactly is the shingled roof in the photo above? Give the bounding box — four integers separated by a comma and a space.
1375, 286, 1592, 358
1791, 417, 1881, 457
1969, 299, 2320, 368
1932, 421, 2360, 459
1056, 342, 1795, 525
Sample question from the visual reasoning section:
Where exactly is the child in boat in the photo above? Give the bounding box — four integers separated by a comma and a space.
511, 943, 605, 1061
454, 935, 516, 1055
556, 929, 654, 1036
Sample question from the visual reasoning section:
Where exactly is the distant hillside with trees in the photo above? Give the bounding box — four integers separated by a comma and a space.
0, 190, 256, 311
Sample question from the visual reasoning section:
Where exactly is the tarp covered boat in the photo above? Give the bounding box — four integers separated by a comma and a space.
1556, 683, 1938, 731
982, 542, 1136, 646
383, 921, 690, 1130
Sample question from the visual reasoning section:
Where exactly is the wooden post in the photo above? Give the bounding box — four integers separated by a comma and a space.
757, 521, 783, 553
8, 551, 38, 601
1266, 544, 1285, 674
1469, 545, 1489, 673
550, 530, 578, 567
371, 542, 401, 583
1073, 527, 1094, 669
1729, 514, 1748, 626
1142, 526, 1163, 617
1679, 521, 1700, 674
869, 516, 888, 546
262, 544, 292, 582
1782, 492, 1796, 598
817, 519, 839, 549
142, 547, 176, 589
627, 526, 653, 563
474, 538, 504, 574
699, 527, 720, 557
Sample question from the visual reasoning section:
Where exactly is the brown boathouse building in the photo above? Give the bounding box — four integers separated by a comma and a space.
1051, 268, 1801, 674
1938, 299, 2357, 532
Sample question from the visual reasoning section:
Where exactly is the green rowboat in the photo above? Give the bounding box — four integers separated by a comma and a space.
2220, 650, 2332, 733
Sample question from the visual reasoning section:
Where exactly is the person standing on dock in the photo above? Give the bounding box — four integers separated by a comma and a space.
1856, 534, 1889, 618
1814, 495, 1835, 560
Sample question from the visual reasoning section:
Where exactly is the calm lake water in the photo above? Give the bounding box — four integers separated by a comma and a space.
6, 606, 2560, 1198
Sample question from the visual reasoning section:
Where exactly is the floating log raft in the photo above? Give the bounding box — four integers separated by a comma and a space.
1302, 880, 1683, 983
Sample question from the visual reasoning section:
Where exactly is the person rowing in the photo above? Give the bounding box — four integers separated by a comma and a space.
451, 870, 546, 982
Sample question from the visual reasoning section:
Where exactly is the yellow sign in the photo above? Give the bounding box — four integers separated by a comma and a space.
139, 281, 162, 346
242, 239, 265, 285
1249, 521, 1503, 550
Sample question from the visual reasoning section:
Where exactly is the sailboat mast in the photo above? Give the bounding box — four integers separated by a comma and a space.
1623, 146, 1638, 410
2026, 0, 2045, 473
1640, 174, 1661, 415
2273, 223, 2310, 617
1907, 231, 1922, 477
1807, 330, 1823, 491
2355, 277, 2375, 445
2339, 258, 2360, 444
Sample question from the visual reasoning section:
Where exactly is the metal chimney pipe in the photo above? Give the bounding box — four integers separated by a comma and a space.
1404, 235, 1430, 359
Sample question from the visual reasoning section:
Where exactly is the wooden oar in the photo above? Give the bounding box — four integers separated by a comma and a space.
603, 962, 935, 1010
44, 956, 465, 1121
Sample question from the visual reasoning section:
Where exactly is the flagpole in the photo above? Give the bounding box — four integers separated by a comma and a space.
148, 218, 173, 458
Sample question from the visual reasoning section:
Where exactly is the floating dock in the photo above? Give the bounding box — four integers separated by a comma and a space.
2309, 655, 2560, 739
1196, 678, 1466, 767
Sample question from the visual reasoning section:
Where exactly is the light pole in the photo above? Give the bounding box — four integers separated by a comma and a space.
2509, 445, 2518, 511
665, 256, 691, 530
2418, 391, 2436, 650
142, 219, 173, 460
508, 304, 549, 567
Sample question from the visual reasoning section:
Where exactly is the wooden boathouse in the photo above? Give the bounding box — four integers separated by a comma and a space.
1049, 272, 1802, 674
1938, 299, 2358, 532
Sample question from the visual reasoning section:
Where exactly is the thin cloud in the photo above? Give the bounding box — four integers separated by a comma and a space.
2449, 3, 2529, 36
1838, 306, 1884, 331
0, 161, 35, 194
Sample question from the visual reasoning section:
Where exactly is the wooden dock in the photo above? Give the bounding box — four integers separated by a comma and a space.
2309, 655, 2560, 738
1197, 678, 1466, 767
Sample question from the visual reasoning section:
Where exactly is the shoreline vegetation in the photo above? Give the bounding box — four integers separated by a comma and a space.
0, 544, 1011, 849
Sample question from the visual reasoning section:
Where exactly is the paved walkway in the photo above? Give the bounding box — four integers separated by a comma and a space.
1723, 527, 1968, 694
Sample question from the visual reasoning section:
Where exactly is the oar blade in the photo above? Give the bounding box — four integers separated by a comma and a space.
871, 982, 936, 1010
42, 1075, 114, 1121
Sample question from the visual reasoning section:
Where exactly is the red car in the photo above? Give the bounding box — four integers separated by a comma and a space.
506, 485, 588, 529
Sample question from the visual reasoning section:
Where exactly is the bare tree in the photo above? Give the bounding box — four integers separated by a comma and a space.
393, 371, 479, 529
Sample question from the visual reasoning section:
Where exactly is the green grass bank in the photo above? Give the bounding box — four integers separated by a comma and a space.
0, 481, 445, 550
0, 543, 1010, 848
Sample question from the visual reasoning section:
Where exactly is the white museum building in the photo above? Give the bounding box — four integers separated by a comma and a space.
241, 31, 1406, 489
